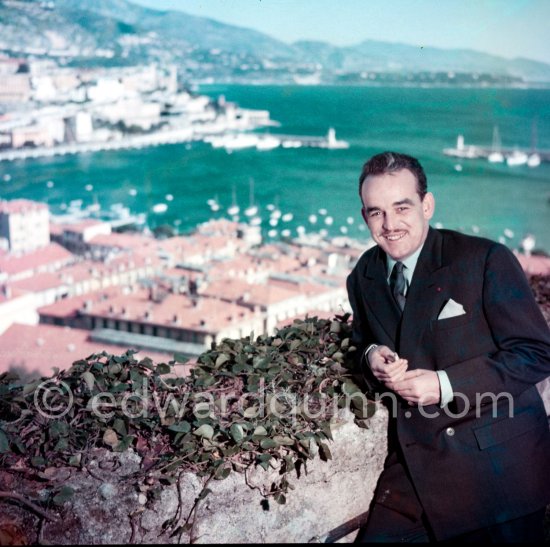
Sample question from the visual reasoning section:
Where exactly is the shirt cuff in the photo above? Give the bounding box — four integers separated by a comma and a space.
363, 344, 378, 367
436, 370, 453, 407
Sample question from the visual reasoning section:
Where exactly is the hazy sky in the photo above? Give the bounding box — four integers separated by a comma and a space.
129, 0, 550, 64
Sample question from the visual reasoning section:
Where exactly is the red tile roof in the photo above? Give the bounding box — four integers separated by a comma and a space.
83, 288, 255, 332
0, 243, 74, 278
9, 272, 67, 293
0, 323, 181, 380
0, 199, 48, 215
200, 278, 300, 307
88, 231, 156, 251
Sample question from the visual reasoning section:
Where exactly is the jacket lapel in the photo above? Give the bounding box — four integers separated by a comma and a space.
399, 227, 449, 363
360, 245, 401, 344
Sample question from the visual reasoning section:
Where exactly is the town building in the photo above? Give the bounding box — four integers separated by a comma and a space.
0, 322, 183, 380
0, 199, 50, 253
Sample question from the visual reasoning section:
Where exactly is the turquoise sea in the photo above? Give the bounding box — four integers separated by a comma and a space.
1, 85, 549, 250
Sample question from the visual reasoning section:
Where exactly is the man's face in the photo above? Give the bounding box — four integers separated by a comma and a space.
360, 168, 435, 261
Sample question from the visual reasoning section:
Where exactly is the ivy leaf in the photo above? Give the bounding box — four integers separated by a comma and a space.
156, 363, 171, 375
342, 380, 362, 397
273, 436, 294, 446
31, 456, 46, 467
354, 418, 371, 429
193, 424, 214, 440
214, 466, 231, 480
260, 438, 278, 449
112, 418, 127, 437
108, 362, 122, 376
69, 454, 82, 467
318, 442, 332, 461
321, 423, 333, 441
53, 486, 75, 506
215, 353, 231, 368
243, 406, 259, 418
351, 398, 377, 419
274, 493, 286, 505
81, 371, 95, 391
230, 423, 245, 443
54, 437, 68, 452
252, 426, 268, 437
49, 421, 69, 439
168, 421, 191, 433
22, 380, 42, 396
198, 488, 212, 500
289, 339, 302, 351
114, 435, 135, 452
173, 353, 189, 364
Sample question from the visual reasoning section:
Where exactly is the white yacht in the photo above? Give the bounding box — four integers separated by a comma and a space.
152, 203, 168, 214
244, 178, 258, 217
506, 150, 528, 167
488, 126, 504, 163
227, 186, 240, 216
256, 135, 280, 151
527, 153, 541, 168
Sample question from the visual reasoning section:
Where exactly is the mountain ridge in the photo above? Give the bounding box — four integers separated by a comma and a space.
1, 0, 549, 83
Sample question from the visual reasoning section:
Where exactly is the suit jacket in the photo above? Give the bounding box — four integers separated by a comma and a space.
346, 227, 550, 540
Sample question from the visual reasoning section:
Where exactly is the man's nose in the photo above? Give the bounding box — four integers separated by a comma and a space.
383, 212, 398, 231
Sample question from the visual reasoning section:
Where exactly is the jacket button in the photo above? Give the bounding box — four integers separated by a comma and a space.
445, 427, 455, 436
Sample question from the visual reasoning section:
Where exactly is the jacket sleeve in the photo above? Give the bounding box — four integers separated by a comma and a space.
346, 269, 383, 393
444, 243, 550, 402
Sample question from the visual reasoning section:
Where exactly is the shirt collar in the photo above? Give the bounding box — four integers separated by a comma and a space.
386, 243, 425, 284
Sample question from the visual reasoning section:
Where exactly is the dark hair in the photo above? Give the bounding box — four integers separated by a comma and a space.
358, 151, 428, 200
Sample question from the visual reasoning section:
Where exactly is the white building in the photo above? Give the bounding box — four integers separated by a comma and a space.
0, 199, 50, 253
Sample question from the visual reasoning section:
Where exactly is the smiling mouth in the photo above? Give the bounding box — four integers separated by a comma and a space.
383, 232, 406, 241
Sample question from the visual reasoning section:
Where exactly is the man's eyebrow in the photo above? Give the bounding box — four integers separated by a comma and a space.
393, 198, 415, 206
366, 198, 415, 213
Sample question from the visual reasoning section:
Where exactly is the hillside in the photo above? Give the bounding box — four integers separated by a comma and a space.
1, 0, 549, 84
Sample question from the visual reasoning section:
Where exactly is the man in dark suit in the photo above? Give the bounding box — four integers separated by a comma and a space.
347, 151, 550, 542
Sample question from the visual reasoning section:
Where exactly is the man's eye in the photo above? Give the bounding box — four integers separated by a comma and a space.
369, 211, 381, 217
397, 207, 409, 212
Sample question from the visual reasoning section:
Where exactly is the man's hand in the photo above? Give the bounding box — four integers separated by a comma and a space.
388, 369, 441, 406
368, 345, 408, 384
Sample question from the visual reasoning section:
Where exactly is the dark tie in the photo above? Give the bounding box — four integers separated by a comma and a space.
390, 261, 407, 311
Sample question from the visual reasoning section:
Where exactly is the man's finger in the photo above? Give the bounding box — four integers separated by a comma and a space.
400, 369, 423, 379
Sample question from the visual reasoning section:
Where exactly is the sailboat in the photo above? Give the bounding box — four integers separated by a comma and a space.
270, 195, 282, 220
244, 178, 258, 217
527, 153, 541, 168
506, 149, 528, 167
527, 118, 541, 168
227, 185, 240, 216
488, 126, 504, 163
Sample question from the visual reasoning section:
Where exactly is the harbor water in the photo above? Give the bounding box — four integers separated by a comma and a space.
1, 85, 549, 251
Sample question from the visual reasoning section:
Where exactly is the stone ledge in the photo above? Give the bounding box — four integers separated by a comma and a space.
1, 406, 389, 544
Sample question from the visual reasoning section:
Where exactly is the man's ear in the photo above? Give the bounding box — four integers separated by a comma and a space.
422, 192, 435, 220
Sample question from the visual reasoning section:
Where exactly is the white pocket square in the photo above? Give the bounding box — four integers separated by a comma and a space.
438, 298, 466, 320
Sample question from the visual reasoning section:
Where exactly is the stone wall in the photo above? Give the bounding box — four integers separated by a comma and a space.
0, 407, 389, 544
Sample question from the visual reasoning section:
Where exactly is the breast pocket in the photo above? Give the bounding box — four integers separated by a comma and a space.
430, 312, 492, 367
431, 312, 472, 331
